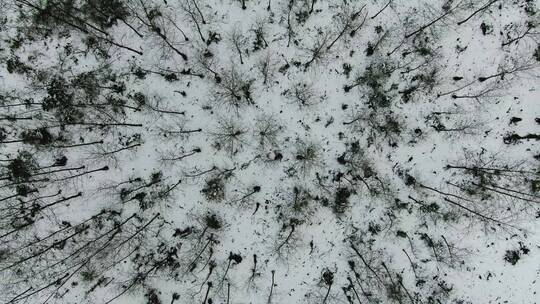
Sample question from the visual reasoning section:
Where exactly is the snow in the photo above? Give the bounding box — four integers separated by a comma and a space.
0, 0, 539, 304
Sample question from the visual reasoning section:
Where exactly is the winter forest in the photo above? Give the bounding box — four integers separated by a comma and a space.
0, 0, 539, 303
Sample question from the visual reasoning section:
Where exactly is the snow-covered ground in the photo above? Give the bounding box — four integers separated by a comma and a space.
0, 0, 539, 303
